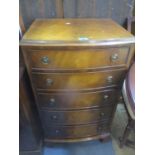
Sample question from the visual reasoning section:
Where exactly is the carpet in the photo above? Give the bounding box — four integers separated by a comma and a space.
43, 140, 115, 155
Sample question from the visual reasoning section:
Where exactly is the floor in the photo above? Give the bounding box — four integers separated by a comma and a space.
43, 140, 115, 155
111, 103, 135, 155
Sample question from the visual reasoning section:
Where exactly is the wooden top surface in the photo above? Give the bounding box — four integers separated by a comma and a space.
21, 19, 134, 46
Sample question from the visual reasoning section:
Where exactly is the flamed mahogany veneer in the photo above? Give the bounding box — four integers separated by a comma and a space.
20, 19, 135, 143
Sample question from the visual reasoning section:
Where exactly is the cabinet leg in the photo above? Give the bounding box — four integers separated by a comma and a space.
99, 133, 111, 143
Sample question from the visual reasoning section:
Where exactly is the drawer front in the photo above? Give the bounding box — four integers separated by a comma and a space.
43, 122, 109, 139
27, 47, 129, 70
32, 70, 125, 91
37, 89, 118, 110
40, 107, 113, 125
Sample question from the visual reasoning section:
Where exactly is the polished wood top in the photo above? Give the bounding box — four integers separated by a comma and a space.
20, 19, 134, 46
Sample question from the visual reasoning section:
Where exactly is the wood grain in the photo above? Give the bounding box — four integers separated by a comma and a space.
37, 89, 118, 110
26, 47, 129, 71
40, 107, 113, 125
21, 19, 134, 42
32, 69, 125, 91
43, 122, 109, 139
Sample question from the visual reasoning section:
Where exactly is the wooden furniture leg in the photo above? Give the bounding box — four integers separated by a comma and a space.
120, 118, 134, 148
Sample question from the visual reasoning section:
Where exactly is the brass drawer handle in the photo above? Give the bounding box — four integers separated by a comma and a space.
98, 127, 102, 131
46, 79, 53, 86
49, 98, 55, 106
97, 127, 102, 132
55, 129, 60, 134
51, 115, 58, 120
111, 53, 118, 62
100, 112, 105, 117
104, 95, 109, 100
41, 56, 49, 64
98, 125, 107, 132
107, 76, 113, 83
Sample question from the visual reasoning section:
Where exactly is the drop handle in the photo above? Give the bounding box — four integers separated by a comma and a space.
41, 56, 49, 64
104, 95, 109, 100
46, 78, 54, 86
49, 98, 55, 106
97, 127, 102, 132
55, 129, 60, 134
51, 115, 58, 120
100, 112, 105, 117
111, 53, 118, 62
107, 76, 113, 83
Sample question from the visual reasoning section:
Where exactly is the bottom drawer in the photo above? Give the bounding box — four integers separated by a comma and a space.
43, 122, 110, 139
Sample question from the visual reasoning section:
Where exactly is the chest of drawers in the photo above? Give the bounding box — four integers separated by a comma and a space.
20, 19, 135, 143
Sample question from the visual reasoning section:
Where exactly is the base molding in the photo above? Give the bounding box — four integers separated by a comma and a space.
44, 132, 111, 144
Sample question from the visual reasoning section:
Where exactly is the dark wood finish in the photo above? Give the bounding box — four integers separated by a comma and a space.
43, 122, 109, 139
37, 89, 117, 110
20, 19, 135, 143
40, 107, 113, 125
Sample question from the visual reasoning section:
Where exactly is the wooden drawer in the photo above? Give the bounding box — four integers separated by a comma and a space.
40, 107, 113, 125
37, 89, 118, 110
32, 70, 125, 91
26, 47, 129, 71
43, 122, 109, 139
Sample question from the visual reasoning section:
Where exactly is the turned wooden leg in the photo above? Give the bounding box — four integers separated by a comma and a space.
120, 119, 134, 148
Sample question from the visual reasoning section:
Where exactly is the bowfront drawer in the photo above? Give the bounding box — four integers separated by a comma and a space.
43, 122, 109, 139
40, 107, 113, 125
32, 70, 125, 91
37, 89, 118, 110
26, 47, 129, 70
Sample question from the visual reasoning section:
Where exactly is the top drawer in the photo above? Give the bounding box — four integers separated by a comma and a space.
25, 47, 130, 71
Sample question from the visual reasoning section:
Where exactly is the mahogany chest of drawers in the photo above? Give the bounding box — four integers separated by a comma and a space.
20, 19, 135, 143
